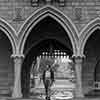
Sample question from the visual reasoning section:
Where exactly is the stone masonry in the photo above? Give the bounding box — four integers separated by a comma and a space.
0, 0, 100, 99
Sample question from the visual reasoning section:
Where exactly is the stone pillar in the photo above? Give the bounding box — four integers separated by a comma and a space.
74, 56, 84, 98
12, 55, 24, 98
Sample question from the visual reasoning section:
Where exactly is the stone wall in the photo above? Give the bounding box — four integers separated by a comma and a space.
0, 0, 99, 34
0, 0, 100, 97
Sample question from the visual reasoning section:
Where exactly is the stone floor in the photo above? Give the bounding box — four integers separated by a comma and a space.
0, 97, 98, 100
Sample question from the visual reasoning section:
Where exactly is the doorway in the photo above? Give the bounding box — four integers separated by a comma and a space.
21, 39, 75, 98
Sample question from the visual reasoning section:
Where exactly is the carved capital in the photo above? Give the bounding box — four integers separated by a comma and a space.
11, 54, 24, 65
72, 55, 85, 64
74, 57, 83, 64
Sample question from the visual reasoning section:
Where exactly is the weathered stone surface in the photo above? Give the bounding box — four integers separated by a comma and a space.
0, 0, 100, 99
0, 0, 98, 33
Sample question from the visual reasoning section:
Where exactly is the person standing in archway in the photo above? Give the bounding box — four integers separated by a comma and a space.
42, 64, 54, 100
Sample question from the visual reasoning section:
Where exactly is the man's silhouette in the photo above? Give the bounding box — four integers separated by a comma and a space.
43, 65, 54, 100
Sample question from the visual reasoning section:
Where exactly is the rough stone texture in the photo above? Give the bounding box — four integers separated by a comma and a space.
0, 0, 99, 34
0, 0, 100, 98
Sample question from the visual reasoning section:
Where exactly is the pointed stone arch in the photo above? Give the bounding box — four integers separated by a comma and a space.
18, 5, 78, 56
79, 17, 100, 56
0, 17, 17, 55
25, 37, 73, 56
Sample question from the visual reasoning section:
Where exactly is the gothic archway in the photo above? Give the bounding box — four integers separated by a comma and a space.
0, 18, 17, 97
94, 60, 100, 82
18, 5, 78, 56
83, 29, 100, 97
79, 17, 100, 56
0, 18, 16, 54
21, 39, 75, 98
21, 14, 76, 98
0, 30, 13, 96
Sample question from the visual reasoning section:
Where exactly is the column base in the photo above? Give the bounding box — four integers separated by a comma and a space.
12, 93, 22, 98
12, 87, 22, 98
74, 92, 84, 98
74, 88, 84, 98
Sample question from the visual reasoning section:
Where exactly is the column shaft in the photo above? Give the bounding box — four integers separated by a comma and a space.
12, 56, 23, 98
74, 56, 84, 98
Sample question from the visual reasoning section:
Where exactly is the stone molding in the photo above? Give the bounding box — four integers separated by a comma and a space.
72, 56, 85, 63
0, 18, 17, 54
18, 5, 78, 56
79, 17, 100, 57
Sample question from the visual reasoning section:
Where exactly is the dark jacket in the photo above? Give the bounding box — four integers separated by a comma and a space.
43, 68, 54, 84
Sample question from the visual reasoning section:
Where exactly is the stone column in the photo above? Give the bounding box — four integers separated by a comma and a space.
74, 56, 84, 98
12, 55, 24, 98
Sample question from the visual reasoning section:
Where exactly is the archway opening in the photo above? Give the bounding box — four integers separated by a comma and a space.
0, 30, 13, 97
83, 29, 100, 97
21, 16, 75, 98
23, 16, 73, 54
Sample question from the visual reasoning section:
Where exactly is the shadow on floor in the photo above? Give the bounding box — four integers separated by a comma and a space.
85, 89, 100, 98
